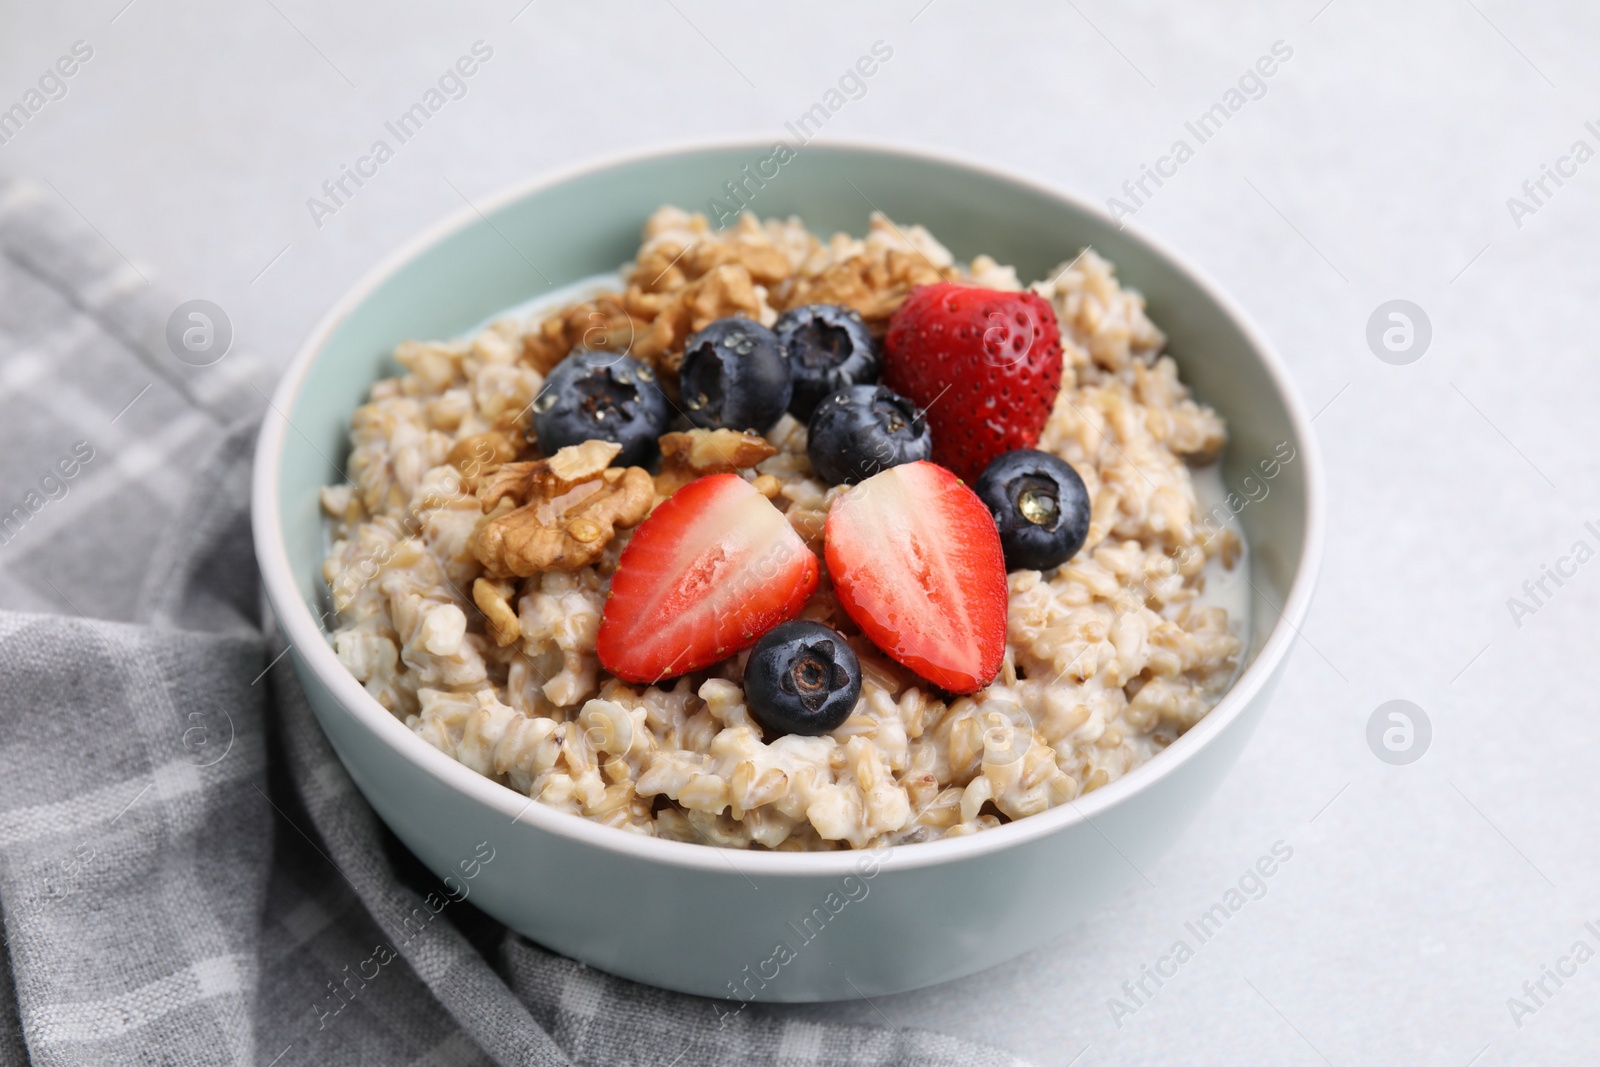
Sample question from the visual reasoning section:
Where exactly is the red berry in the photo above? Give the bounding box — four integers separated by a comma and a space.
598, 474, 820, 683
882, 283, 1064, 484
824, 461, 1008, 694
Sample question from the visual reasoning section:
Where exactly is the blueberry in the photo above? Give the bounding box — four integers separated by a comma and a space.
744, 620, 862, 737
775, 304, 880, 420
806, 385, 932, 486
679, 317, 792, 433
531, 350, 671, 467
974, 449, 1091, 572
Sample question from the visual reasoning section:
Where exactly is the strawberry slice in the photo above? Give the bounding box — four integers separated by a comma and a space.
598, 474, 819, 683
824, 461, 1007, 694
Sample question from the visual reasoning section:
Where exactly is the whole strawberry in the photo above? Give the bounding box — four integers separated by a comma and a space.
882, 283, 1064, 484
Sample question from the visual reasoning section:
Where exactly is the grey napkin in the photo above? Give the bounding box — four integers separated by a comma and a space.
0, 175, 1035, 1067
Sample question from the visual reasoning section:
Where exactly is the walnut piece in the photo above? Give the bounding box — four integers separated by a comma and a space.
685, 237, 792, 287
475, 439, 620, 508
519, 211, 793, 395
518, 268, 770, 390
470, 440, 654, 578
628, 210, 795, 294
777, 247, 957, 333
473, 577, 522, 646
654, 429, 778, 497
626, 264, 770, 371
521, 295, 644, 376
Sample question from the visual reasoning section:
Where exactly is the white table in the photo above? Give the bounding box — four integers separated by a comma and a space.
6, 2, 1595, 1062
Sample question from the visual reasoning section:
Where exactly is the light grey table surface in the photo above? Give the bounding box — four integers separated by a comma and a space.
4, 1, 1597, 1063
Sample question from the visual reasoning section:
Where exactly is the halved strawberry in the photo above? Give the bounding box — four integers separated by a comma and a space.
824, 461, 1007, 694
598, 474, 819, 683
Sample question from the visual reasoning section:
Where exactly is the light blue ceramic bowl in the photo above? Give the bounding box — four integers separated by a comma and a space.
253, 141, 1323, 1002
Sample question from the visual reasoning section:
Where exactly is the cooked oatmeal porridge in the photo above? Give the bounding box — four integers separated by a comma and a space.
320, 206, 1245, 851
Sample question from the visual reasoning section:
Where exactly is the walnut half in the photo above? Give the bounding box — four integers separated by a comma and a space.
654, 429, 778, 498
470, 440, 654, 578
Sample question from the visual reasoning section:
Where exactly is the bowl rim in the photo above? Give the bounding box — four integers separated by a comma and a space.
252, 136, 1325, 877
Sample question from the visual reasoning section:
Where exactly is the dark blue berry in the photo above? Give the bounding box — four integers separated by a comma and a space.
531, 350, 670, 467
744, 620, 862, 737
775, 304, 879, 420
679, 318, 792, 433
974, 449, 1091, 572
806, 385, 932, 486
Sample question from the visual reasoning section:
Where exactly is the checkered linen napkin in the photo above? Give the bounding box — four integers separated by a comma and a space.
0, 176, 1034, 1067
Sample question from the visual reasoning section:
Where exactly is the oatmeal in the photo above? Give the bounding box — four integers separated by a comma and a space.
320, 206, 1242, 851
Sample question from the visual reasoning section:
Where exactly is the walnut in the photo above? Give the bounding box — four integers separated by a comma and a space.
626, 264, 769, 371
521, 294, 644, 375
470, 440, 654, 577
519, 210, 789, 391
474, 463, 537, 511
776, 247, 958, 333
632, 240, 695, 294
629, 211, 794, 294
544, 438, 624, 485
473, 577, 522, 646
473, 439, 612, 506
684, 235, 792, 287
654, 429, 778, 497
521, 269, 772, 385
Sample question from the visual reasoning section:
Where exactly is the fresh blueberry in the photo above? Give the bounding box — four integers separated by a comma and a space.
775, 304, 880, 420
974, 449, 1092, 572
679, 317, 792, 433
531, 350, 671, 467
806, 384, 932, 486
744, 620, 862, 737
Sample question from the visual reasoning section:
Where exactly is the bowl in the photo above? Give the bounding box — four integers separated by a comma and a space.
252, 140, 1323, 1002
